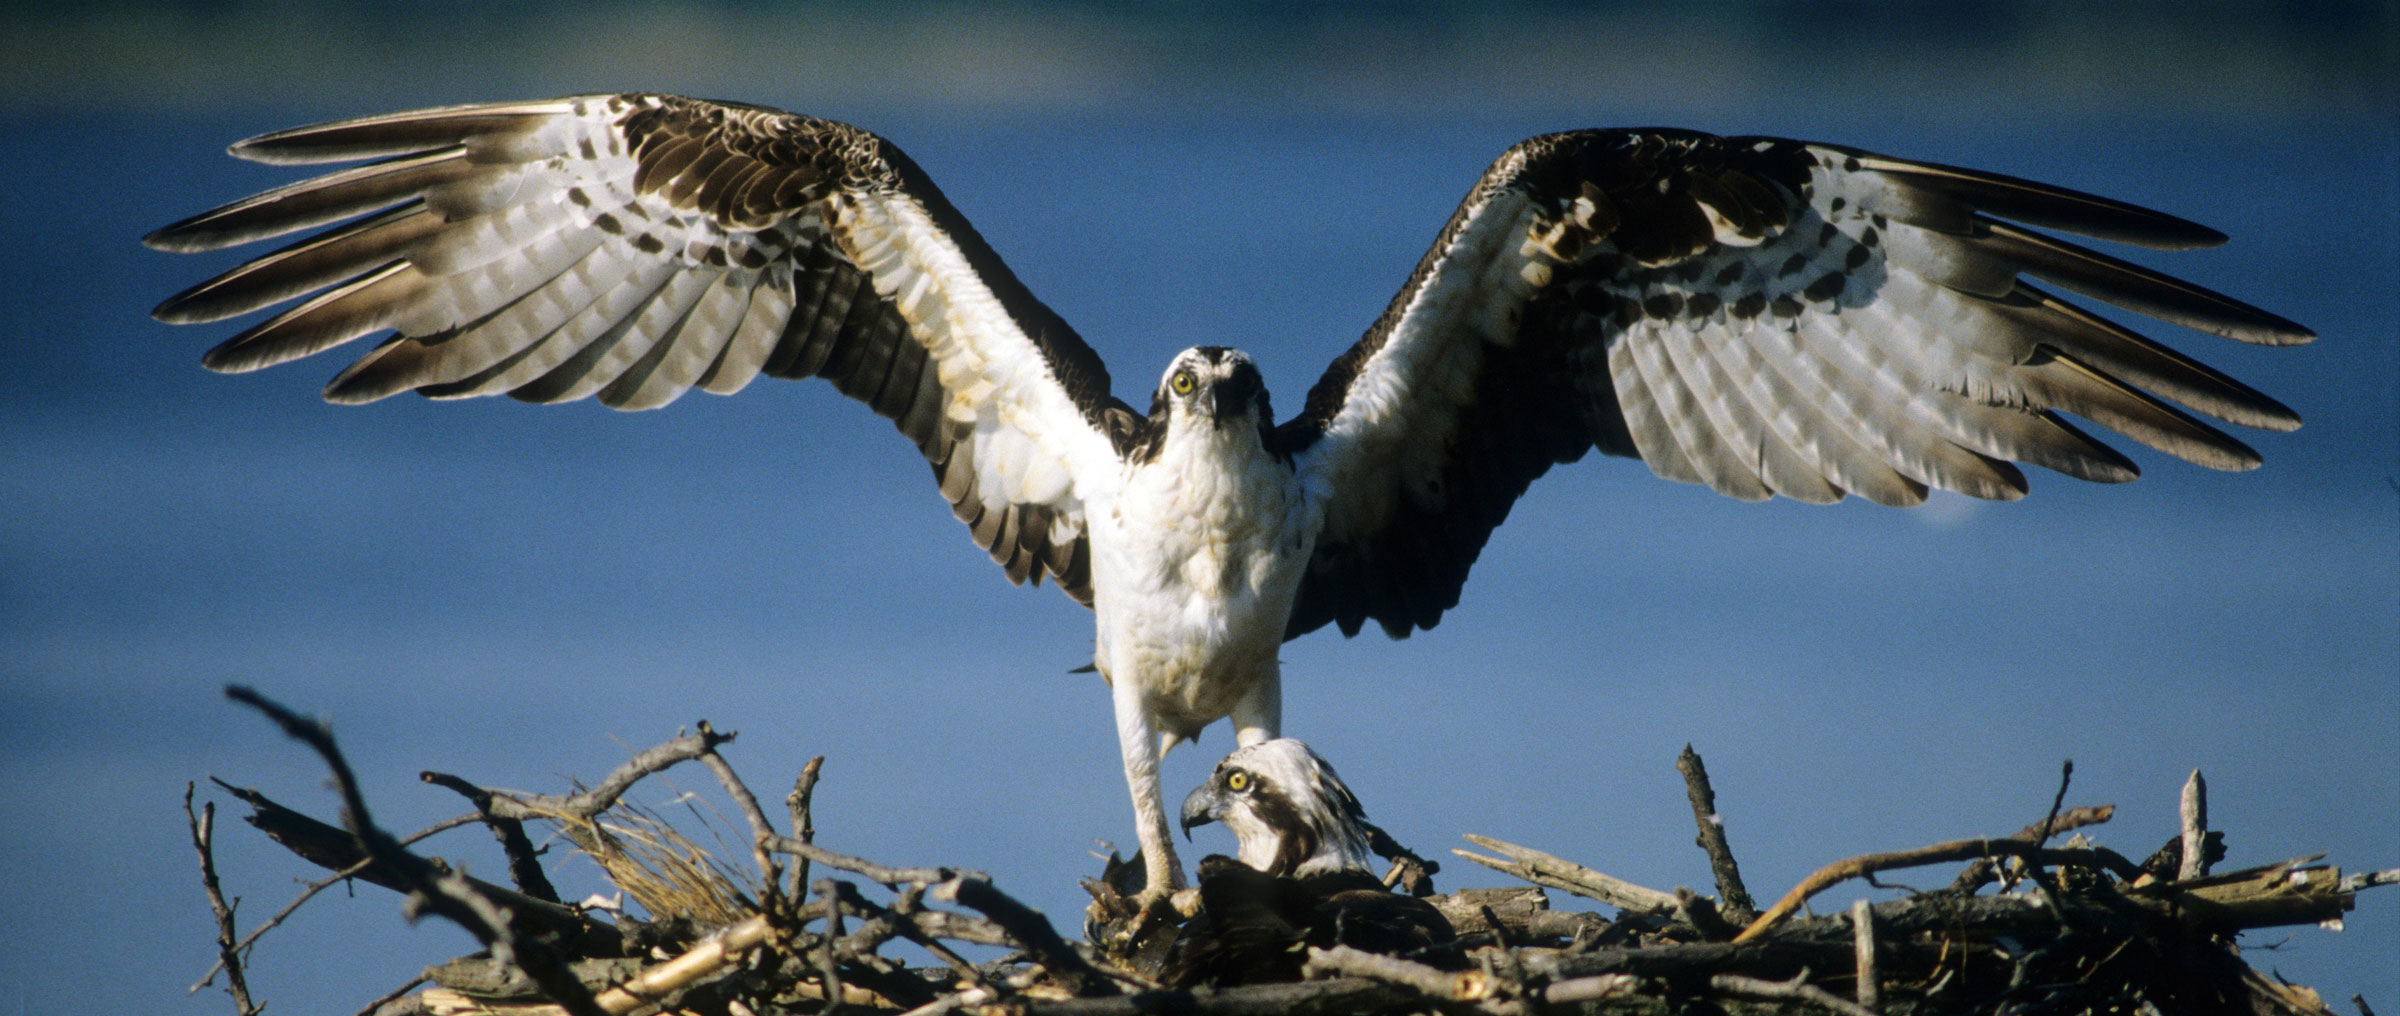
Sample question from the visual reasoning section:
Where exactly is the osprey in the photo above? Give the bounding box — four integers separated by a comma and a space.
1169, 738, 1454, 987
1178, 737, 1385, 881
147, 94, 2309, 898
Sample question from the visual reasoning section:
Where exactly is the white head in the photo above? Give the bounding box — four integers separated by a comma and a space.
1178, 738, 1378, 878
1137, 346, 1274, 456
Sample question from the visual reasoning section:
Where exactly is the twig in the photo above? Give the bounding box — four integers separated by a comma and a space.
936, 872, 1118, 995
420, 770, 562, 903
1009, 978, 1407, 1015
2339, 868, 2400, 892
815, 878, 848, 1015
475, 729, 725, 823
188, 802, 482, 995
788, 755, 824, 899
2037, 760, 2074, 845
225, 685, 611, 1016
897, 986, 996, 1016
2180, 769, 2211, 881
830, 906, 950, 1008
1527, 938, 1848, 984
755, 833, 1117, 995
904, 907, 1019, 947
1543, 974, 1641, 1006
1712, 970, 1883, 1016
185, 783, 261, 1016
1455, 833, 1679, 914
763, 832, 950, 886
350, 975, 428, 1016
1301, 945, 1487, 1003
1357, 817, 1440, 896
226, 686, 379, 840
842, 882, 991, 988
2015, 760, 2077, 924
405, 908, 895, 1015
691, 721, 784, 913
1677, 745, 1756, 920
1944, 804, 2117, 895
595, 912, 770, 1013
1850, 898, 1878, 1010
1737, 836, 2145, 942
209, 777, 609, 947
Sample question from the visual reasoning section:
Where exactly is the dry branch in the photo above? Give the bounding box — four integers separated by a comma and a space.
1849, 897, 1878, 1010
1942, 804, 2117, 895
473, 729, 726, 824
421, 770, 563, 903
1736, 835, 2147, 941
787, 755, 825, 899
188, 704, 2389, 1016
1678, 744, 1756, 921
1712, 970, 1883, 1016
223, 686, 614, 1016
2182, 768, 2213, 881
1453, 833, 1680, 914
184, 784, 259, 1016
210, 777, 619, 950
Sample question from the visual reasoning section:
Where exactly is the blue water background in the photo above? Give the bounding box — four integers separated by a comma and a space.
3, 5, 2393, 1013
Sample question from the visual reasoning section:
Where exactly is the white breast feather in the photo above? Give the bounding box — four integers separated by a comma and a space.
1096, 418, 1309, 734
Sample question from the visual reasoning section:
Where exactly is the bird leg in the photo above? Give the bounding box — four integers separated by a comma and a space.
1229, 670, 1281, 748
1111, 676, 1186, 899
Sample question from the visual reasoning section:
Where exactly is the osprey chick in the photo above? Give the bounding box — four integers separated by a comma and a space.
1169, 738, 1454, 987
148, 94, 2310, 898
1179, 737, 1379, 879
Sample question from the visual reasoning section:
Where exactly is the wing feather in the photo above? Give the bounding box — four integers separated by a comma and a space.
600, 269, 762, 410
1685, 304, 1847, 502
144, 148, 479, 254
1286, 128, 2305, 638
153, 203, 445, 324
1644, 302, 1774, 500
1624, 324, 1752, 493
697, 268, 794, 395
1741, 300, 1930, 506
151, 94, 1136, 604
328, 227, 651, 401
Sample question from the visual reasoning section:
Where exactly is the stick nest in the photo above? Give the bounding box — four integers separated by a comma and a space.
185, 687, 2391, 1016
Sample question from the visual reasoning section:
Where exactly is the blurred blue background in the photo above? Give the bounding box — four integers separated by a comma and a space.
3, 2, 2394, 1012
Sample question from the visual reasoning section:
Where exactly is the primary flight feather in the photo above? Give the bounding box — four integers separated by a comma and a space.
148, 93, 2309, 898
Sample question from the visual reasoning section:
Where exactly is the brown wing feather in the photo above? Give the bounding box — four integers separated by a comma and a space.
1284, 128, 2307, 641
148, 94, 1136, 604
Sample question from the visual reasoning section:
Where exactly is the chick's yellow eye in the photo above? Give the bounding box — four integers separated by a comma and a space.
1226, 771, 1249, 792
1171, 371, 1195, 395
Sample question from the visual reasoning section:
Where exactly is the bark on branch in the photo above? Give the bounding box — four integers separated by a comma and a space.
189, 703, 2389, 1016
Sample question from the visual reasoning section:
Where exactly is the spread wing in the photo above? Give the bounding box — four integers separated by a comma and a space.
147, 94, 1137, 602
1283, 128, 2311, 639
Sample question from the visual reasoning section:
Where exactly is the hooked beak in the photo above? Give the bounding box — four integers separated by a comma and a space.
1179, 780, 1223, 840
1208, 372, 1258, 427
1210, 384, 1241, 424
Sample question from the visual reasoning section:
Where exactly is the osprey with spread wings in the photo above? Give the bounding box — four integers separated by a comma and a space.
148, 94, 2309, 898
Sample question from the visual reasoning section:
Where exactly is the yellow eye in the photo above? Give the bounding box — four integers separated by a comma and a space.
1227, 771, 1249, 792
1171, 371, 1196, 395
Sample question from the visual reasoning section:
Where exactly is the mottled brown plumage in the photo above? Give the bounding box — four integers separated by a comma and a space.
1163, 856, 1455, 988
1169, 741, 1453, 987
